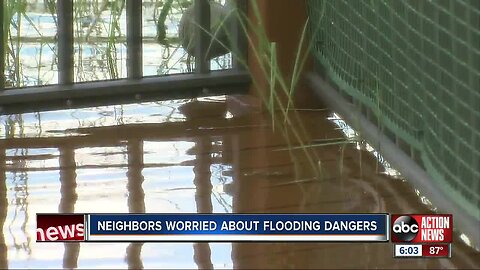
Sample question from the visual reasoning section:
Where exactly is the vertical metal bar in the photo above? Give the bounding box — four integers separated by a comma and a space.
232, 0, 247, 71
194, 0, 210, 74
126, 0, 143, 79
0, 0, 5, 89
57, 0, 74, 84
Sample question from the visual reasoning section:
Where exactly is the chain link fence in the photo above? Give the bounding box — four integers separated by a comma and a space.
307, 0, 479, 224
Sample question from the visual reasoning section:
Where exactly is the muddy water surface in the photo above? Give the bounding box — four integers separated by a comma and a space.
0, 95, 478, 269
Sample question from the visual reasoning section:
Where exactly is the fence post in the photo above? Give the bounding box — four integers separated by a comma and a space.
194, 0, 211, 74
127, 0, 143, 79
57, 0, 74, 84
247, 0, 320, 110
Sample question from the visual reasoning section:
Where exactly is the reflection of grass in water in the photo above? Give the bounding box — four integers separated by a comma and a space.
1, 114, 32, 254
328, 112, 402, 179
210, 163, 232, 213
7, 150, 32, 255
17, 175, 32, 255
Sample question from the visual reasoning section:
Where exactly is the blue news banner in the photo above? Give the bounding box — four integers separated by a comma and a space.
86, 214, 389, 242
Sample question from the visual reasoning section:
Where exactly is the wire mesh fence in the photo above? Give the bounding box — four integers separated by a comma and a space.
307, 0, 479, 222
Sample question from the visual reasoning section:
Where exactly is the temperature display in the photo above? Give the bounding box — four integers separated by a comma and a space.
422, 244, 451, 257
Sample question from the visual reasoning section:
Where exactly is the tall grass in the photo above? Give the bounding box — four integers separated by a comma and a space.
1, 0, 199, 86
195, 0, 344, 182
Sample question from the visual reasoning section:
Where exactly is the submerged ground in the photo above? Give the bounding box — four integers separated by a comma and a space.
0, 95, 478, 269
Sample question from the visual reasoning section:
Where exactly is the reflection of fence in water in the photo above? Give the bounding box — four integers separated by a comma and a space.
1, 98, 188, 267
0, 106, 238, 268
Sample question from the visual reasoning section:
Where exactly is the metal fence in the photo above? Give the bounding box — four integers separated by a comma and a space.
0, 0, 249, 114
307, 0, 479, 247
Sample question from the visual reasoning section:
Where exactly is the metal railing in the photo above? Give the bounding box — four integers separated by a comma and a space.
0, 0, 249, 115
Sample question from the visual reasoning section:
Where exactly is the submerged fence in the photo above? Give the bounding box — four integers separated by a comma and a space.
307, 0, 479, 245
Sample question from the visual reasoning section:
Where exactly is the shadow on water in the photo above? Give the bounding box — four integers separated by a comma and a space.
0, 96, 479, 269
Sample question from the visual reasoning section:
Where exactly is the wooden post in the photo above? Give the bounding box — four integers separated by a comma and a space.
246, 0, 322, 109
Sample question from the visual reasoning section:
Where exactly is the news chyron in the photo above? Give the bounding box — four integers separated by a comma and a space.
37, 213, 388, 242
35, 213, 454, 247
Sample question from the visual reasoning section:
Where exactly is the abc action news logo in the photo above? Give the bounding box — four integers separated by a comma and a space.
391, 214, 452, 243
37, 214, 85, 241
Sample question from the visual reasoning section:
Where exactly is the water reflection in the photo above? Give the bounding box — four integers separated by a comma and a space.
59, 146, 80, 269
192, 138, 213, 269
126, 140, 144, 269
180, 100, 218, 269
0, 96, 479, 269
0, 149, 8, 269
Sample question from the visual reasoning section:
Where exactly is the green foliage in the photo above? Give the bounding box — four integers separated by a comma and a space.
190, 0, 332, 180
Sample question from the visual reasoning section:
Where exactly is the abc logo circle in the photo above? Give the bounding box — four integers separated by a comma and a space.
392, 215, 419, 242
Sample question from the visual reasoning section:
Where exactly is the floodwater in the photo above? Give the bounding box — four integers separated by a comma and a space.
0, 95, 478, 269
